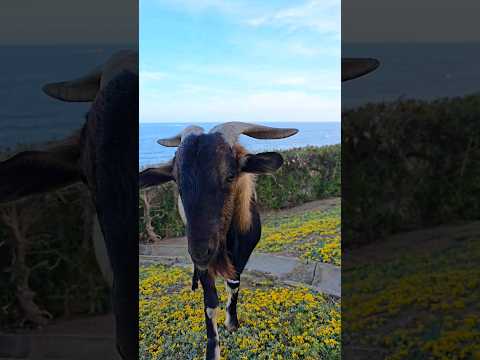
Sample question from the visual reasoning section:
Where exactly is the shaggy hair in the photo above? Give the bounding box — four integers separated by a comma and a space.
233, 144, 256, 233
207, 144, 256, 279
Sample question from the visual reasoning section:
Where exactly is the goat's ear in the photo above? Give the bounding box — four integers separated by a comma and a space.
0, 150, 82, 204
240, 152, 284, 174
139, 165, 174, 188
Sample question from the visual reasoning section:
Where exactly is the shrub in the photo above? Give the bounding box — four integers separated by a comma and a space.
256, 145, 341, 210
0, 186, 110, 328
343, 95, 480, 247
139, 145, 341, 240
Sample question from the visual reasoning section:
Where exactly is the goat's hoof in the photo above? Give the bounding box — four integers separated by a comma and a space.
224, 319, 239, 332
191, 280, 199, 291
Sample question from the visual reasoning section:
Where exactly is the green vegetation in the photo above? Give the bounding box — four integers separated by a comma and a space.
139, 145, 341, 240
0, 186, 109, 328
256, 145, 340, 209
138, 147, 342, 359
257, 206, 341, 265
343, 230, 480, 359
343, 95, 480, 247
140, 264, 340, 360
139, 183, 184, 239
1, 144, 109, 328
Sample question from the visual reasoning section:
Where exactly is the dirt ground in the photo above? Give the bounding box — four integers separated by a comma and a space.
343, 220, 480, 268
262, 197, 340, 219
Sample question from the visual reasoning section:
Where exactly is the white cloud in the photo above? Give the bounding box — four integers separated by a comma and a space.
246, 0, 340, 35
141, 89, 340, 123
155, 0, 244, 15
160, 63, 339, 92
141, 0, 341, 123
286, 42, 339, 57
156, 0, 340, 35
140, 71, 168, 81
245, 17, 267, 27
273, 76, 307, 86
179, 83, 228, 94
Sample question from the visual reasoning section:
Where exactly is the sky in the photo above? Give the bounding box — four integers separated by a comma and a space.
343, 0, 480, 43
0, 0, 137, 45
140, 0, 340, 123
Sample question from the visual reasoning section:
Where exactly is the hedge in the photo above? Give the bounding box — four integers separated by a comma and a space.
343, 95, 480, 247
139, 145, 341, 240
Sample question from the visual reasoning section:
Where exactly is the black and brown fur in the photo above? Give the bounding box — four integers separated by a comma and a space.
140, 132, 285, 360
0, 71, 139, 359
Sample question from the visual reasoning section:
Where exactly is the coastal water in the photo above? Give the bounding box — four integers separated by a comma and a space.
343, 43, 480, 109
2, 44, 480, 165
0, 45, 131, 150
140, 122, 340, 167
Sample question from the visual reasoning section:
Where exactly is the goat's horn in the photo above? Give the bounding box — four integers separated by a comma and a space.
42, 65, 102, 102
209, 122, 298, 146
42, 50, 138, 102
342, 58, 379, 82
157, 125, 205, 147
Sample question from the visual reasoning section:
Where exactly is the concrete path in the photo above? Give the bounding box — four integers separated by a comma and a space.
0, 315, 120, 360
140, 237, 341, 297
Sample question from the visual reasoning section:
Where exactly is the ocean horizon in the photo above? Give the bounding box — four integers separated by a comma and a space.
3, 43, 480, 163
140, 122, 340, 167
0, 45, 131, 151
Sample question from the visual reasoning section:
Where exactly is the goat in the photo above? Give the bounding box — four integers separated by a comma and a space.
139, 122, 298, 360
0, 50, 138, 360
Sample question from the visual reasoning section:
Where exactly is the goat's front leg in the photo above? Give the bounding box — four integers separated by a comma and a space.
224, 278, 240, 331
192, 266, 199, 291
199, 271, 220, 360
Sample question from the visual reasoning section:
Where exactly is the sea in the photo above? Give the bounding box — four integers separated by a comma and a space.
139, 122, 340, 167
342, 42, 480, 108
0, 45, 130, 151
2, 44, 480, 166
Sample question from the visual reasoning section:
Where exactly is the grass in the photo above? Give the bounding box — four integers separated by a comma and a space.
139, 264, 340, 360
343, 233, 480, 359
256, 205, 341, 266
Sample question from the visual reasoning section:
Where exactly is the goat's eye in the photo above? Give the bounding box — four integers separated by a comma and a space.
226, 174, 235, 183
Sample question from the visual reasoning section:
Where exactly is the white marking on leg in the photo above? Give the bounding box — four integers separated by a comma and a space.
206, 307, 219, 337
206, 307, 220, 360
224, 281, 239, 331
225, 282, 232, 327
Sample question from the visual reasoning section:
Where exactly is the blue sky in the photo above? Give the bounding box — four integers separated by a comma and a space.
140, 0, 340, 123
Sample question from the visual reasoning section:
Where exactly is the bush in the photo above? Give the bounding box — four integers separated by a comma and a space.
256, 145, 341, 209
139, 145, 341, 240
139, 183, 185, 239
1, 143, 110, 328
343, 95, 480, 247
0, 186, 110, 328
